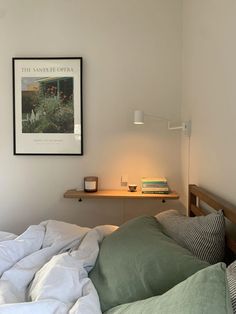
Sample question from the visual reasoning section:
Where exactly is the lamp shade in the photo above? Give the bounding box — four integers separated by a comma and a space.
134, 110, 144, 124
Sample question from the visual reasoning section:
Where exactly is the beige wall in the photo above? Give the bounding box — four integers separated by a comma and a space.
0, 0, 183, 233
181, 0, 236, 206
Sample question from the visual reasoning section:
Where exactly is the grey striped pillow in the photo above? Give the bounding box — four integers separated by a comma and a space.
155, 209, 225, 264
227, 261, 236, 313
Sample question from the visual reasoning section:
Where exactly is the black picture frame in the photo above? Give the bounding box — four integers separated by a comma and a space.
13, 57, 83, 155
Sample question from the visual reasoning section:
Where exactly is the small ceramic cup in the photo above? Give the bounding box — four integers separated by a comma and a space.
128, 184, 137, 192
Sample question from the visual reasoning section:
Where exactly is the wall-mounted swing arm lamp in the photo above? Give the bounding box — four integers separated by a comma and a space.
133, 110, 191, 137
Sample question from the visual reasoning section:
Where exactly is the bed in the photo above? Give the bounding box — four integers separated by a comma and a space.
0, 184, 234, 313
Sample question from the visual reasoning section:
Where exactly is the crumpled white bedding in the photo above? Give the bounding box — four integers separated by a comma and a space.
0, 220, 118, 313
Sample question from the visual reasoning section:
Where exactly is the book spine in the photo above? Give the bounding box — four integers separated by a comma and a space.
141, 178, 167, 183
142, 183, 168, 188
141, 180, 167, 183
142, 188, 169, 192
142, 191, 169, 194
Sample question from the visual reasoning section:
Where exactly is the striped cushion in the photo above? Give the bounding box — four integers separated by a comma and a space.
227, 261, 236, 313
155, 209, 225, 264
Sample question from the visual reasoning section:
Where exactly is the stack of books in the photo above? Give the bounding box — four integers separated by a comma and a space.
141, 177, 169, 194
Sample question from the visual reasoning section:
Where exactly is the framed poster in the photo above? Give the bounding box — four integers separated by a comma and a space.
13, 57, 83, 155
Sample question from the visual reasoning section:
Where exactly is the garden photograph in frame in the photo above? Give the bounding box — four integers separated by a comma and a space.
13, 57, 83, 155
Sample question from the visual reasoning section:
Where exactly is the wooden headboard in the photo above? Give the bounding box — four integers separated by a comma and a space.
189, 184, 236, 255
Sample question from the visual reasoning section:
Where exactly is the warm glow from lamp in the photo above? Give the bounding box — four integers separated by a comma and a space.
134, 110, 144, 124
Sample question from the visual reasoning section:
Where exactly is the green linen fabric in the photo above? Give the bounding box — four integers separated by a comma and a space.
89, 215, 209, 312
105, 263, 233, 314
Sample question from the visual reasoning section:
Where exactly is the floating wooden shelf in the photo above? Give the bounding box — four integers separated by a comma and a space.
64, 189, 179, 201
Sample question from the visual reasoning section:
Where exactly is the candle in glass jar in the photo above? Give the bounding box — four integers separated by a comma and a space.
84, 176, 98, 192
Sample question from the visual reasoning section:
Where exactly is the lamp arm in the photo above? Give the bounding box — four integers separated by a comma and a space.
145, 114, 186, 125
168, 121, 191, 137
168, 122, 186, 130
144, 113, 169, 122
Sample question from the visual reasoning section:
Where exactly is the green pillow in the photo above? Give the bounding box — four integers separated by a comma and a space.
89, 216, 209, 312
105, 263, 233, 314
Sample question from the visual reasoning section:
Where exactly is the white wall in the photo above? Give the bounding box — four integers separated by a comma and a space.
181, 0, 236, 206
0, 0, 183, 233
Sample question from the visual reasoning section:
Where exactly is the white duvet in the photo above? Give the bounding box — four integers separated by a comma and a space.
0, 220, 118, 313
